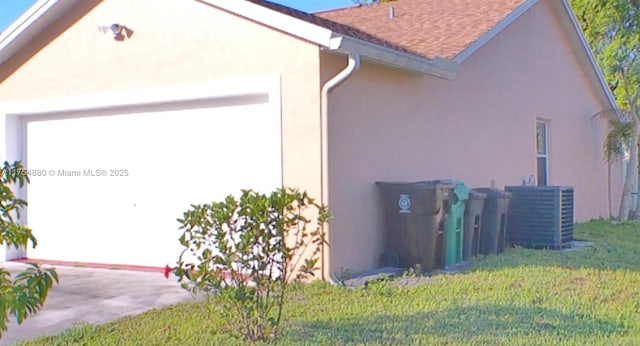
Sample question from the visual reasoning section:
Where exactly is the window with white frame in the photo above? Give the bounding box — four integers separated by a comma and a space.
536, 121, 548, 186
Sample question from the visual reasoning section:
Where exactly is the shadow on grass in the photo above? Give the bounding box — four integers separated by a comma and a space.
462, 220, 640, 274
286, 303, 626, 344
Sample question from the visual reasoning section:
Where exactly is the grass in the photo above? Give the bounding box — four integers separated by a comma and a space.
18, 220, 640, 345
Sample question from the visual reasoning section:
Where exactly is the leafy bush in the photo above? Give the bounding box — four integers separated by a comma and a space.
0, 161, 58, 339
169, 188, 329, 342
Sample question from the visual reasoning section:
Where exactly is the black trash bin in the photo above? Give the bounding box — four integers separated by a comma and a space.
463, 190, 487, 260
474, 188, 512, 255
376, 181, 454, 271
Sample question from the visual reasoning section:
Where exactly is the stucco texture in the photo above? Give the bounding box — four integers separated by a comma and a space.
0, 0, 620, 277
321, 0, 617, 274
0, 0, 322, 201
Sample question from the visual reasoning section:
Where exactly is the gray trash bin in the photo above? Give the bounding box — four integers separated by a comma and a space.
376, 181, 454, 271
474, 188, 512, 255
463, 190, 487, 260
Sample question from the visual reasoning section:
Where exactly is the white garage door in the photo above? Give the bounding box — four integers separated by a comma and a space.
24, 100, 281, 267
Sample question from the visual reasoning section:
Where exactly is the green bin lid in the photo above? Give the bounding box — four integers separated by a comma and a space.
453, 183, 469, 201
429, 179, 469, 201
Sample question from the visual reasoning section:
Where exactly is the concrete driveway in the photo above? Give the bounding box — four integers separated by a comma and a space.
0, 262, 194, 345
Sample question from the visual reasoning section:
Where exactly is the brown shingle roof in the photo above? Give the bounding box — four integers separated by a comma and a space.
255, 0, 527, 60
316, 0, 527, 59
251, 0, 419, 55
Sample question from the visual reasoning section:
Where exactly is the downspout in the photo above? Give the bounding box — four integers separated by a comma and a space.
320, 53, 360, 283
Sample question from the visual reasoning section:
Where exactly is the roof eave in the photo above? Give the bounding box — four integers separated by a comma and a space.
560, 0, 617, 109
1, 0, 459, 81
0, 0, 79, 66
453, 0, 539, 64
201, 0, 336, 46
450, 0, 616, 109
328, 36, 458, 80
202, 0, 457, 80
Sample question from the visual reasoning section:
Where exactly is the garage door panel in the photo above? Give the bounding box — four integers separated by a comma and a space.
26, 170, 137, 264
25, 101, 281, 267
28, 115, 136, 167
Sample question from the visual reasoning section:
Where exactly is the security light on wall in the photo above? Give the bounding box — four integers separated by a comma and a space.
98, 23, 132, 41
109, 24, 123, 35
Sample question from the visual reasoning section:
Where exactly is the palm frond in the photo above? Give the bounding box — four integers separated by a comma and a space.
589, 108, 633, 124
591, 108, 635, 163
604, 119, 634, 163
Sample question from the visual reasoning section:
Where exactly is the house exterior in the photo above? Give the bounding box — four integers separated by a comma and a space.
0, 0, 620, 279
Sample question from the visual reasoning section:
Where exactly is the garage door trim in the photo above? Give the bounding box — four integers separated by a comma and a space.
0, 75, 282, 261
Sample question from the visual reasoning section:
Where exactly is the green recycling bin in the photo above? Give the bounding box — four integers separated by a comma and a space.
428, 180, 469, 267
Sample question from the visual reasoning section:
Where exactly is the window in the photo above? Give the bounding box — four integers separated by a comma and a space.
536, 121, 548, 186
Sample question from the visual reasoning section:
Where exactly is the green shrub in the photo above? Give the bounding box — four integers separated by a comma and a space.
169, 188, 329, 342
0, 161, 58, 339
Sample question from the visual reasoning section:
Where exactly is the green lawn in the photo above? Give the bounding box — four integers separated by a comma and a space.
20, 220, 640, 345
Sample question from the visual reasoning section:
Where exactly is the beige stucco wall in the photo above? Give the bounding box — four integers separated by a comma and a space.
0, 0, 322, 202
0, 0, 620, 278
321, 0, 618, 274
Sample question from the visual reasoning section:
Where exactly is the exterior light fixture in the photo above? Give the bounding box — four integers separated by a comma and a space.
110, 23, 123, 36
98, 23, 131, 41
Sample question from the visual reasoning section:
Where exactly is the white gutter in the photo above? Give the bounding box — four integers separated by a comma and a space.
2, 0, 459, 81
320, 53, 360, 283
317, 35, 456, 283
0, 0, 456, 281
201, 0, 458, 80
329, 36, 457, 80
316, 35, 457, 284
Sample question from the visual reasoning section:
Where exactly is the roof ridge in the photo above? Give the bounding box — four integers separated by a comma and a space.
312, 4, 363, 15
314, 0, 408, 14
